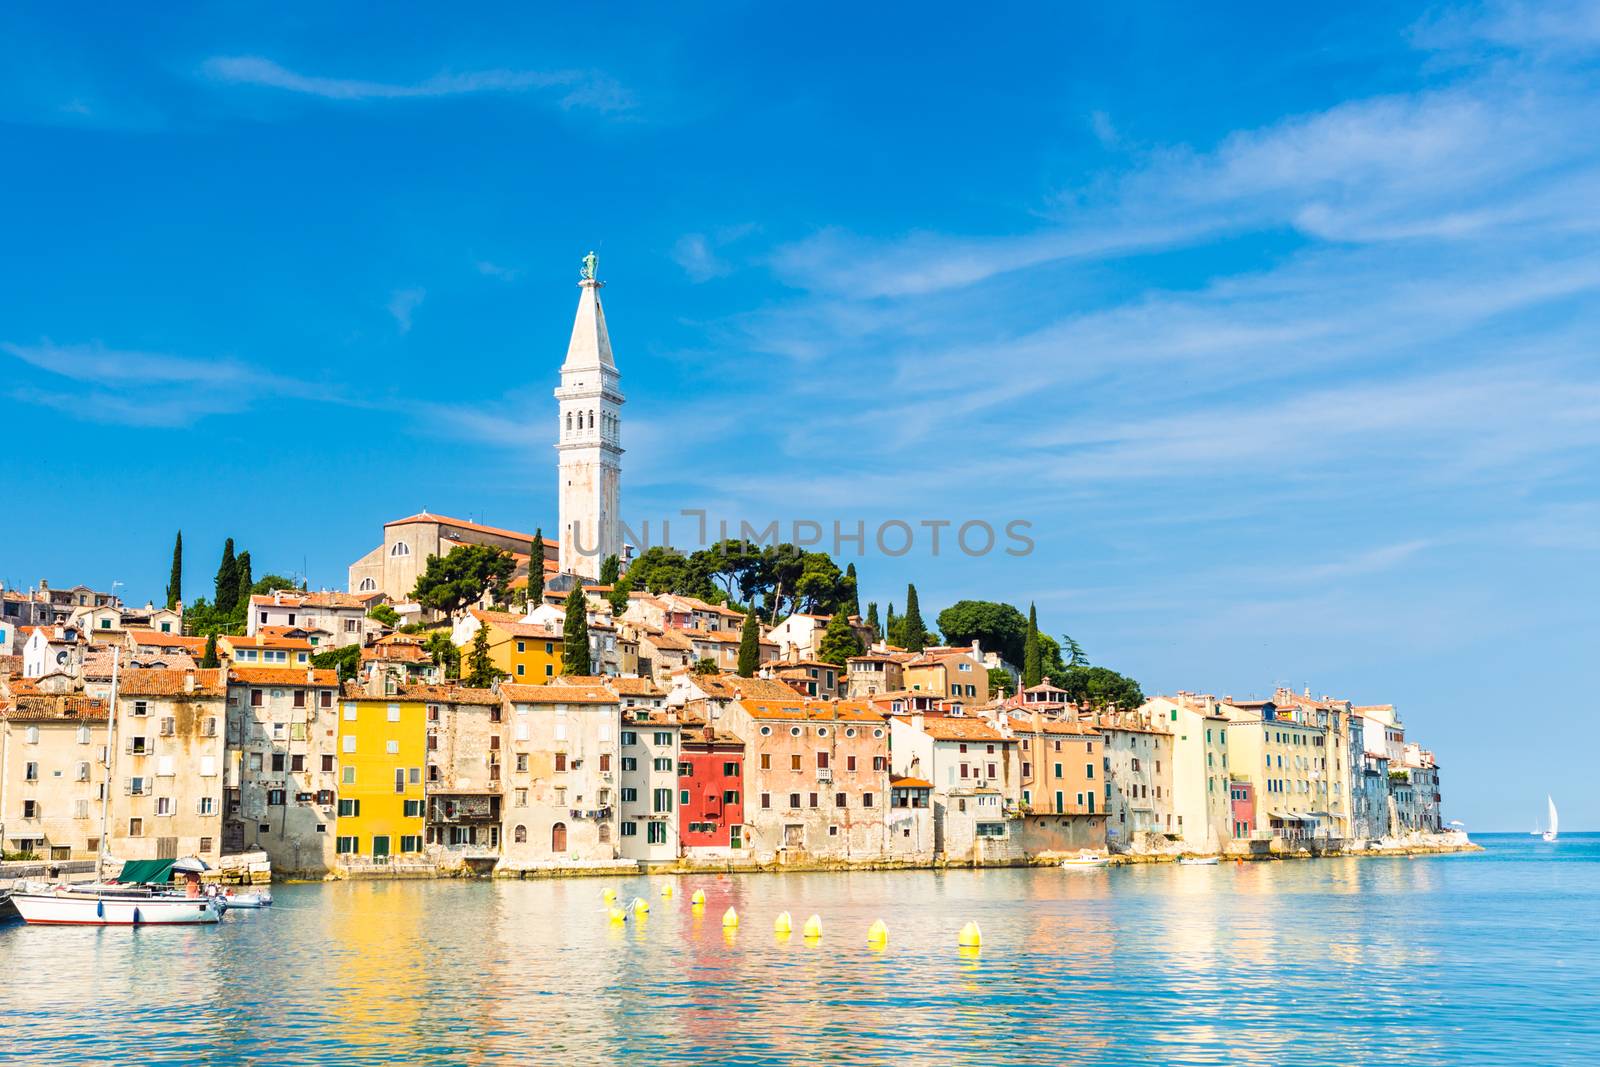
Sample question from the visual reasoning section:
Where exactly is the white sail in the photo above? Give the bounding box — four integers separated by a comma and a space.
1546, 795, 1559, 840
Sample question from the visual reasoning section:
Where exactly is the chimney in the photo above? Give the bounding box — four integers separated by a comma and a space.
911, 712, 924, 733
184, 669, 196, 694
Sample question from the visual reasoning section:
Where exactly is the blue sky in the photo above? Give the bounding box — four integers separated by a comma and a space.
3, 2, 1598, 830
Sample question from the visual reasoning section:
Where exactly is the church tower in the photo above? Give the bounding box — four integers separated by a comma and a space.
555, 252, 624, 579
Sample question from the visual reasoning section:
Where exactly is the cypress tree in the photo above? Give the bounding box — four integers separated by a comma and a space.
736, 610, 760, 677
903, 584, 926, 652
1023, 602, 1042, 688
467, 625, 502, 688
165, 531, 183, 610
865, 601, 880, 642
529, 529, 546, 604
200, 632, 219, 669
817, 610, 864, 666
599, 554, 621, 586
885, 603, 898, 647
234, 551, 253, 614
562, 584, 591, 676
214, 539, 238, 614
845, 562, 860, 616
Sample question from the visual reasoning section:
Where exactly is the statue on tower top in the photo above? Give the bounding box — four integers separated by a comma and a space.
580, 250, 598, 281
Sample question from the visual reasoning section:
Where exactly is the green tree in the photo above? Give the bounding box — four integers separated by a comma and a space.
251, 574, 301, 597
466, 625, 507, 688
606, 575, 633, 617
1023, 603, 1042, 688
599, 553, 620, 586
736, 610, 760, 677
817, 610, 864, 666
368, 604, 401, 628
988, 666, 1014, 699
692, 657, 720, 675
1057, 665, 1143, 709
562, 584, 591, 675
200, 632, 219, 669
902, 584, 927, 652
165, 531, 182, 610
529, 529, 546, 604
412, 545, 516, 616
885, 603, 898, 646
865, 601, 880, 642
424, 630, 461, 679
937, 600, 1029, 666
233, 551, 253, 619
1062, 634, 1088, 667
845, 563, 861, 616
312, 643, 361, 682
214, 539, 238, 615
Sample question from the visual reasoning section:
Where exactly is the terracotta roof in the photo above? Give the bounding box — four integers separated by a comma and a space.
385, 512, 548, 544
737, 698, 886, 724
118, 668, 227, 698
501, 683, 616, 705
690, 675, 802, 701
469, 609, 561, 640
219, 633, 312, 652
1005, 712, 1100, 737
126, 629, 206, 650
249, 590, 371, 610
912, 715, 1008, 742
397, 684, 500, 706
681, 627, 741, 645
228, 667, 340, 687
1, 693, 109, 721
891, 776, 933, 789
606, 677, 664, 697
362, 644, 431, 663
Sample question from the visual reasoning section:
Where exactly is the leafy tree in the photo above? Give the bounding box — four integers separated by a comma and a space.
1023, 603, 1042, 688
368, 604, 401, 628
1057, 666, 1143, 709
606, 575, 633, 617
845, 563, 860, 616
562, 584, 591, 675
692, 657, 720, 675
412, 545, 515, 616
937, 600, 1029, 666
1062, 634, 1088, 667
701, 539, 766, 603
312, 643, 360, 682
529, 529, 545, 604
794, 552, 853, 615
988, 667, 1014, 699
599, 553, 620, 586
817, 610, 864, 666
200, 632, 219, 669
466, 626, 507, 688
625, 546, 712, 599
865, 601, 880, 642
736, 610, 760, 677
165, 531, 182, 610
251, 574, 301, 597
233, 551, 253, 614
214, 539, 238, 615
181, 597, 243, 638
902, 584, 927, 652
885, 603, 898, 646
424, 631, 460, 679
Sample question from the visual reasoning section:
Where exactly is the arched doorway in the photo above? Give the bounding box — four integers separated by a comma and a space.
513, 825, 527, 844
552, 822, 567, 852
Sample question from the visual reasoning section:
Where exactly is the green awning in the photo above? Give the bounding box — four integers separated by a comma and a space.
116, 858, 177, 884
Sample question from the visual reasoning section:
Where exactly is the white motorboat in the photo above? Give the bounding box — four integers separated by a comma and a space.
1179, 856, 1220, 866
215, 888, 272, 909
1060, 851, 1110, 869
1543, 795, 1559, 843
11, 882, 222, 926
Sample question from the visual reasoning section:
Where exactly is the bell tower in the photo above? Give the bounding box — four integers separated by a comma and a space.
555, 251, 623, 579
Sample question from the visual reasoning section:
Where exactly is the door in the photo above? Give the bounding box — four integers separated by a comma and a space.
156, 836, 179, 859
372, 835, 390, 860
551, 822, 567, 852
729, 825, 741, 849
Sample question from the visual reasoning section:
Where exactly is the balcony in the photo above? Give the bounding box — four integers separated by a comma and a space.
569, 806, 614, 821
816, 768, 833, 783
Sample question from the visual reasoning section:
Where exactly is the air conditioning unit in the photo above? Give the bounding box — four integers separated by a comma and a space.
817, 768, 832, 782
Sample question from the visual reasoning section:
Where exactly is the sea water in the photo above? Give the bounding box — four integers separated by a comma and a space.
1, 833, 1595, 1065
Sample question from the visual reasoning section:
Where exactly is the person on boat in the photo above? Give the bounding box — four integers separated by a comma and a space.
183, 871, 202, 899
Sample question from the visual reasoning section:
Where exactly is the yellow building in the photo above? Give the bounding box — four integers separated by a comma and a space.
462, 610, 563, 684
335, 690, 427, 864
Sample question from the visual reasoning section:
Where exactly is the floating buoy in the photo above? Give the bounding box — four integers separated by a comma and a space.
774, 910, 793, 934
608, 907, 626, 924
867, 919, 889, 946
660, 883, 674, 898
802, 914, 822, 939
602, 887, 617, 903
722, 906, 739, 928
691, 889, 706, 906
631, 896, 649, 915
958, 921, 982, 948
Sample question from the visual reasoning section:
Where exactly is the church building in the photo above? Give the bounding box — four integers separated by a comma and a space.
554, 252, 625, 581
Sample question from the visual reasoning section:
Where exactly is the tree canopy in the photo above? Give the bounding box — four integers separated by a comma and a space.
616, 541, 857, 622
562, 585, 591, 675
165, 531, 182, 610
937, 600, 1029, 666
412, 544, 515, 615
736, 610, 760, 677
817, 610, 864, 666
312, 643, 361, 682
465, 626, 507, 688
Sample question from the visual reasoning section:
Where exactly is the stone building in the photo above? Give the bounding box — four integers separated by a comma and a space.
347, 511, 554, 604
554, 256, 624, 580
1220, 700, 1323, 844
499, 682, 620, 867
618, 707, 681, 861
418, 685, 504, 868
677, 714, 746, 857
223, 666, 341, 875
724, 697, 890, 862
0, 687, 109, 860
110, 668, 226, 861
888, 712, 1019, 862
1096, 709, 1176, 848
247, 589, 385, 648
1142, 694, 1233, 849
1004, 711, 1103, 817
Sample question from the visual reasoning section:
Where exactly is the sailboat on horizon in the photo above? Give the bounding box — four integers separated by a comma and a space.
1543, 795, 1559, 843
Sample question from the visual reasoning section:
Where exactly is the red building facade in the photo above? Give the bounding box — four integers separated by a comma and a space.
678, 724, 746, 851
1229, 780, 1256, 840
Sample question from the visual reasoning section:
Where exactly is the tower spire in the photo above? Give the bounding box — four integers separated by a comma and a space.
555, 250, 624, 580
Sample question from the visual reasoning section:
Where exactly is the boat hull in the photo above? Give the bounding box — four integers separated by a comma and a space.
12, 890, 222, 926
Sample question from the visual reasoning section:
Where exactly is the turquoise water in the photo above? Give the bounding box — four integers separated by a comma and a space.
1, 834, 1595, 1065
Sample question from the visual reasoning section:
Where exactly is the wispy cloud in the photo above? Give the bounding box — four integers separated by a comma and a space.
474, 260, 520, 282
672, 224, 757, 283
387, 288, 426, 334
200, 56, 634, 114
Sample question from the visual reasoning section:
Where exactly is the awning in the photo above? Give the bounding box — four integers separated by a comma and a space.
116, 858, 176, 884
8, 832, 44, 841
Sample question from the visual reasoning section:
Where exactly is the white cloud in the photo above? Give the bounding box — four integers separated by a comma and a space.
200, 56, 634, 114
387, 288, 426, 334
672, 234, 726, 283
474, 260, 520, 282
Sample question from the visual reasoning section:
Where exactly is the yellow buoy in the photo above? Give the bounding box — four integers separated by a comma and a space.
691, 889, 707, 906
607, 907, 626, 924
774, 910, 793, 934
660, 883, 674, 898
602, 887, 617, 903
632, 896, 650, 914
867, 919, 889, 946
958, 921, 982, 948
722, 906, 739, 928
802, 914, 822, 939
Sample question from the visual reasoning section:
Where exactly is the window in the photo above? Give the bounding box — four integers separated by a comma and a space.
267, 789, 286, 807
336, 836, 358, 854
343, 736, 356, 753
788, 792, 801, 808
975, 822, 1006, 838
555, 753, 567, 773
621, 757, 636, 772
647, 822, 667, 845
24, 761, 38, 781
390, 542, 411, 556
653, 787, 673, 813
724, 761, 740, 777
654, 757, 672, 772
403, 799, 423, 818
761, 792, 771, 809
620, 821, 638, 837
790, 754, 802, 771
654, 731, 673, 746
22, 799, 38, 819
863, 793, 874, 808
338, 799, 360, 817
621, 731, 637, 746
835, 791, 847, 808
723, 790, 740, 804
128, 818, 144, 837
